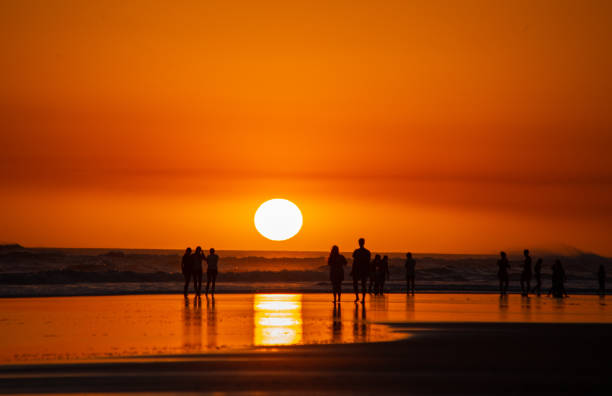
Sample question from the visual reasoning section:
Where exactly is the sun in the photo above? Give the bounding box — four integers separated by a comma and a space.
254, 199, 303, 241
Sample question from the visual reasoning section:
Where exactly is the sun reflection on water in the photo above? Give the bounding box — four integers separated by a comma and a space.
254, 294, 303, 346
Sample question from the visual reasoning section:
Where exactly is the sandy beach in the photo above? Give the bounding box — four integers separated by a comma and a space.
1, 293, 611, 394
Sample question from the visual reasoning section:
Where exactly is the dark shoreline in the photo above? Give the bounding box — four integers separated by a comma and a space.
1, 322, 610, 395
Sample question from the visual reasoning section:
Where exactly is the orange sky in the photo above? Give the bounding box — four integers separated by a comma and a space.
1, 0, 611, 254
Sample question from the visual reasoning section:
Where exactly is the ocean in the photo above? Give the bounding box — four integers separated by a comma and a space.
0, 245, 608, 297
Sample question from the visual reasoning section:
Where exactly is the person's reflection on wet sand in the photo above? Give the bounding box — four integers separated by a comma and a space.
598, 264, 606, 296
520, 293, 532, 321
182, 297, 202, 352
332, 303, 342, 343
372, 294, 388, 312
499, 294, 509, 321
353, 302, 367, 342
405, 295, 415, 321
206, 297, 217, 349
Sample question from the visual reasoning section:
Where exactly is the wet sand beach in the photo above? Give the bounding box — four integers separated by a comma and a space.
1, 293, 611, 394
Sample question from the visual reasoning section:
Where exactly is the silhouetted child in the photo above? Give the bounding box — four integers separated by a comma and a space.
497, 251, 510, 296
405, 252, 416, 295
351, 238, 371, 303
532, 258, 542, 296
598, 264, 606, 296
206, 248, 219, 297
181, 247, 193, 297
520, 249, 532, 296
328, 245, 347, 303
377, 255, 390, 295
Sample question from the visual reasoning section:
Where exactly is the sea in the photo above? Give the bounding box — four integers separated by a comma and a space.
0, 244, 609, 297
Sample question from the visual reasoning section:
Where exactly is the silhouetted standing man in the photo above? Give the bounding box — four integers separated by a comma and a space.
352, 238, 371, 303
497, 251, 510, 296
532, 258, 542, 296
405, 252, 416, 295
521, 249, 532, 297
206, 248, 219, 297
181, 247, 193, 298
598, 264, 606, 296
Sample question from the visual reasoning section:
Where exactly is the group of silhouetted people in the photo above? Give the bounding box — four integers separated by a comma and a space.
328, 238, 416, 303
181, 246, 219, 298
180, 242, 607, 301
498, 249, 607, 298
498, 250, 560, 297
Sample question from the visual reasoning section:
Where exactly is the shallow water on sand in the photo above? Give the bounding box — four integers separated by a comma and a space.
0, 293, 610, 363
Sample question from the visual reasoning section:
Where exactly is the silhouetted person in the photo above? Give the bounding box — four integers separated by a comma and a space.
520, 249, 532, 296
370, 254, 381, 294
351, 238, 371, 303
558, 260, 568, 297
377, 255, 390, 295
206, 248, 219, 297
532, 258, 542, 296
405, 252, 416, 295
550, 259, 568, 298
192, 246, 205, 298
598, 264, 606, 296
328, 245, 347, 303
497, 251, 510, 296
181, 247, 193, 297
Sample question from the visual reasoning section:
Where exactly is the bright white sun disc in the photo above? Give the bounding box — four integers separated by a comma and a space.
254, 199, 303, 241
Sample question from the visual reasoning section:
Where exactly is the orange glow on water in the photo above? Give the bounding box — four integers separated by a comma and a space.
254, 294, 303, 346
0, 294, 611, 364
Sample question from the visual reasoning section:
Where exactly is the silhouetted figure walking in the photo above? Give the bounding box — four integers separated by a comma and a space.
370, 254, 381, 294
532, 258, 542, 296
599, 264, 606, 296
328, 245, 347, 303
549, 259, 568, 298
377, 255, 390, 295
497, 251, 510, 296
206, 248, 219, 297
351, 238, 371, 303
181, 247, 193, 297
192, 246, 205, 298
405, 252, 416, 295
521, 249, 532, 296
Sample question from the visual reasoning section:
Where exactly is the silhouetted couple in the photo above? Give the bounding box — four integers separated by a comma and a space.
181, 247, 219, 298
497, 250, 537, 296
369, 254, 389, 296
329, 239, 389, 303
